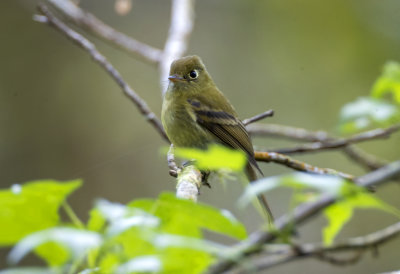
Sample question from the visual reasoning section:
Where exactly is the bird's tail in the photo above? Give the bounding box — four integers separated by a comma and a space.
245, 163, 274, 223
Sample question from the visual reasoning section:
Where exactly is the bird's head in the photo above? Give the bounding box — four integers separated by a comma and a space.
167, 55, 213, 92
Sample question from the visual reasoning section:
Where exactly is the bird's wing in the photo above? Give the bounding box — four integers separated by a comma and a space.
187, 99, 262, 174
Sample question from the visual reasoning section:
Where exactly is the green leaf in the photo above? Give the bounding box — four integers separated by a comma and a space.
172, 144, 247, 172
129, 193, 247, 240
87, 208, 106, 232
0, 179, 82, 246
94, 195, 234, 274
148, 233, 227, 272
151, 234, 228, 256
98, 253, 120, 274
161, 247, 213, 274
35, 242, 69, 266
323, 202, 353, 246
337, 97, 400, 133
115, 256, 161, 274
151, 233, 227, 255
78, 268, 101, 274
323, 188, 400, 245
95, 199, 159, 237
93, 200, 160, 269
8, 227, 102, 265
371, 61, 400, 104
239, 173, 346, 207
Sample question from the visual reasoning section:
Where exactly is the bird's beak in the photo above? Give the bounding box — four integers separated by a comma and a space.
168, 74, 185, 82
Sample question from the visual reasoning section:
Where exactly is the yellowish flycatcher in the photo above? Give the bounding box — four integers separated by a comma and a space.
161, 55, 273, 219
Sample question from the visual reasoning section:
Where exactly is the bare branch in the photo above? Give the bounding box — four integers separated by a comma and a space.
239, 221, 400, 272
247, 123, 329, 142
242, 110, 274, 126
319, 222, 400, 252
247, 123, 392, 171
175, 165, 202, 201
47, 0, 163, 64
37, 4, 169, 142
159, 0, 195, 94
208, 160, 400, 273
271, 124, 400, 155
343, 146, 387, 170
254, 151, 355, 180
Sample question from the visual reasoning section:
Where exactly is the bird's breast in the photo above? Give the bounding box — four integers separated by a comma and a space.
162, 98, 211, 148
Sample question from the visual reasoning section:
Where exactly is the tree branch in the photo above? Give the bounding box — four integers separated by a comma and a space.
247, 123, 329, 142
242, 110, 274, 126
342, 146, 387, 170
208, 160, 400, 273
37, 4, 169, 142
270, 124, 400, 155
247, 123, 390, 171
235, 221, 400, 273
254, 151, 355, 180
175, 165, 202, 201
46, 0, 163, 64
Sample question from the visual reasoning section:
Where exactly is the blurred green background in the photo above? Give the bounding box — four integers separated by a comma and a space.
1, 0, 400, 273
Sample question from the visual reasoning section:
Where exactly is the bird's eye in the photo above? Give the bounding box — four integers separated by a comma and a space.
188, 70, 198, 79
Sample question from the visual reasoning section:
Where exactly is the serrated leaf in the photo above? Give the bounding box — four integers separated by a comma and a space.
371, 61, 400, 104
172, 144, 247, 172
0, 179, 82, 246
8, 227, 102, 265
129, 193, 247, 240
338, 97, 399, 134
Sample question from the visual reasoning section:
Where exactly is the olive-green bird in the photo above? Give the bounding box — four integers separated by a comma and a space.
161, 55, 273, 220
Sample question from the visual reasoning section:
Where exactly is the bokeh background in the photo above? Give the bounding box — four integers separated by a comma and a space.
1, 0, 400, 273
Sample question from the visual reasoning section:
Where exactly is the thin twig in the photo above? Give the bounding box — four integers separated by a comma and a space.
47, 0, 163, 64
247, 123, 330, 142
242, 110, 274, 126
208, 160, 400, 273
167, 144, 180, 177
247, 123, 390, 171
159, 0, 195, 94
37, 4, 169, 142
254, 151, 355, 180
62, 202, 85, 229
271, 124, 400, 154
343, 146, 387, 170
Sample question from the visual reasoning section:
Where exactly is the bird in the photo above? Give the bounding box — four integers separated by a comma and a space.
161, 55, 273, 220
